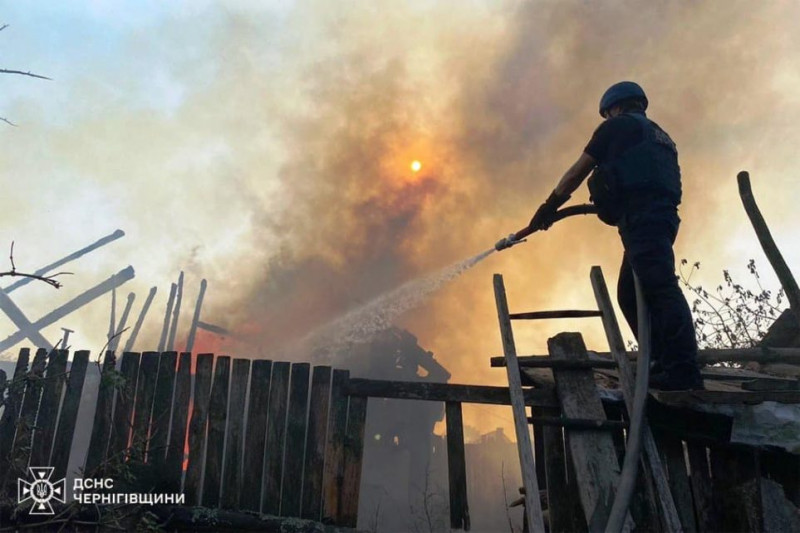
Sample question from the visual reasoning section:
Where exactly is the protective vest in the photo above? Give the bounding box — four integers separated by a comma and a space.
611, 113, 682, 207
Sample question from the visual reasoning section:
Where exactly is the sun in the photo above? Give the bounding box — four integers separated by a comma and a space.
410, 160, 422, 173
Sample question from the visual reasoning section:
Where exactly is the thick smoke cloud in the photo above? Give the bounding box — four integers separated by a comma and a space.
2, 1, 800, 435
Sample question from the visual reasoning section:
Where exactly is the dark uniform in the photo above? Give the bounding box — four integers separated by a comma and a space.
585, 111, 702, 389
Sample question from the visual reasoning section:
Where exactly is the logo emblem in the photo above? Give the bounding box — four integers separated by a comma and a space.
18, 467, 66, 515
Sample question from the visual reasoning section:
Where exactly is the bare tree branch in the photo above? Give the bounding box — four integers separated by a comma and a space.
0, 68, 51, 81
0, 24, 8, 32
0, 117, 16, 127
0, 241, 72, 288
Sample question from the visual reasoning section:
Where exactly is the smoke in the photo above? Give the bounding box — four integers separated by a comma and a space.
3, 1, 800, 435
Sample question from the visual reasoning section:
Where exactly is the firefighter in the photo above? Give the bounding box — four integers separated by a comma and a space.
507, 81, 703, 390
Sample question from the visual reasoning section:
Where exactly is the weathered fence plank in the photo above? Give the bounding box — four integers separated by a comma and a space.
0, 348, 30, 490
340, 395, 368, 528
548, 333, 632, 531
12, 348, 48, 473
164, 352, 191, 493
150, 351, 178, 464
686, 444, 714, 533
301, 365, 332, 521
51, 350, 89, 480
85, 351, 116, 476
658, 433, 697, 533
541, 406, 585, 533
281, 362, 311, 517
221, 358, 250, 510
322, 369, 349, 524
202, 355, 231, 508
30, 349, 68, 466
241, 359, 272, 512
445, 401, 470, 530
131, 351, 159, 460
109, 352, 140, 460
262, 361, 291, 516
185, 353, 214, 506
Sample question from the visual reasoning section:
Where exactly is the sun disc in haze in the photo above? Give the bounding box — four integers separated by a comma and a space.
411, 160, 422, 172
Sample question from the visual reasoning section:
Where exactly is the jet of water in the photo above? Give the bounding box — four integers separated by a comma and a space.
289, 248, 496, 359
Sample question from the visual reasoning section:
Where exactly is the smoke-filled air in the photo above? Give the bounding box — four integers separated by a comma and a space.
3, 0, 800, 436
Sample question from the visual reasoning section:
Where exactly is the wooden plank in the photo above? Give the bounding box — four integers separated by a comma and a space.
340, 395, 367, 528
241, 359, 272, 512
709, 446, 757, 532
84, 351, 116, 476
130, 351, 159, 460
322, 369, 349, 525
184, 353, 214, 506
281, 362, 311, 517
493, 274, 545, 533
30, 349, 68, 466
656, 432, 697, 533
445, 401, 470, 530
548, 332, 632, 531
0, 348, 30, 488
541, 406, 585, 533
591, 266, 684, 533
51, 350, 89, 480
108, 352, 140, 460
262, 361, 291, 516
149, 351, 178, 465
301, 365, 332, 521
528, 417, 628, 430
221, 358, 250, 510
202, 355, 231, 508
492, 347, 800, 367
654, 389, 800, 405
346, 377, 558, 407
510, 310, 602, 320
738, 171, 800, 326
531, 407, 546, 491
12, 348, 48, 472
164, 352, 191, 493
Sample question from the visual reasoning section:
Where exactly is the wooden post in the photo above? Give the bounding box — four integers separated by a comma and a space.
108, 352, 140, 460
164, 352, 192, 493
590, 266, 684, 532
30, 349, 68, 466
131, 351, 159, 460
157, 283, 177, 353
281, 362, 311, 517
166, 272, 184, 352
301, 366, 333, 521
548, 333, 633, 532
322, 369, 350, 525
541, 406, 586, 533
84, 351, 116, 476
0, 348, 30, 491
202, 355, 231, 508
123, 286, 157, 353
184, 353, 214, 506
340, 395, 368, 528
493, 274, 546, 533
185, 279, 207, 353
262, 361, 291, 516
445, 401, 470, 530
51, 350, 89, 480
241, 359, 272, 512
221, 358, 250, 509
656, 432, 698, 533
150, 351, 178, 464
738, 171, 800, 327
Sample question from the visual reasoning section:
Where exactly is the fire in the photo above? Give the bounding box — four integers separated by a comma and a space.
411, 160, 422, 173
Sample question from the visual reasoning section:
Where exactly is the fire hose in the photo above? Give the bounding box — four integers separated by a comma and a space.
494, 202, 651, 533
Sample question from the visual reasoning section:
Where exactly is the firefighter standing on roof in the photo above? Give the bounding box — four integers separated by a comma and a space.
500, 81, 703, 391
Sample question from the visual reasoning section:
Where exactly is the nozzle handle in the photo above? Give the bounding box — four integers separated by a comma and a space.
512, 203, 598, 241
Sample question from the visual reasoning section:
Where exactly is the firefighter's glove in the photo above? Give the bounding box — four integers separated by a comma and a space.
529, 191, 569, 231
495, 233, 517, 251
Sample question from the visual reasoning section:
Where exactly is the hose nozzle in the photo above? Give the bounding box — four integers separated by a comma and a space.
494, 233, 527, 251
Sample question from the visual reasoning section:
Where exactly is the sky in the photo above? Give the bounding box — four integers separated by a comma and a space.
2, 0, 800, 435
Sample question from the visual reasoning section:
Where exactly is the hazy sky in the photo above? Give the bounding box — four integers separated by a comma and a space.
3, 1, 799, 434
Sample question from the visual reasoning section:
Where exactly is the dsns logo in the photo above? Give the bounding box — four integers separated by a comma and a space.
18, 467, 66, 515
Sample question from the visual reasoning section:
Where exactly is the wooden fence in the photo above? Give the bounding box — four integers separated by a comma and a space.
0, 348, 367, 527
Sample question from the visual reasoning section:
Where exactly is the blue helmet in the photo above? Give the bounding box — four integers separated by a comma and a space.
599, 81, 648, 117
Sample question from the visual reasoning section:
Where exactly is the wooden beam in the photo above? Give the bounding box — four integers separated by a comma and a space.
738, 171, 800, 327
548, 333, 633, 532
509, 310, 603, 320
590, 266, 683, 533
491, 347, 800, 367
345, 378, 558, 407
445, 401, 470, 530
493, 274, 546, 533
